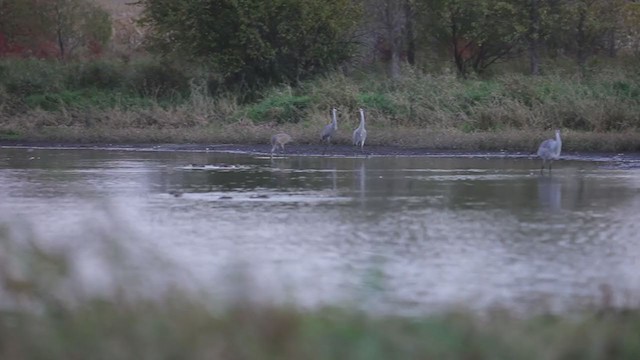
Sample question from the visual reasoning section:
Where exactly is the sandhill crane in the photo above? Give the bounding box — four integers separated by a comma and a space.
320, 107, 338, 154
352, 108, 367, 152
537, 129, 562, 173
270, 133, 292, 157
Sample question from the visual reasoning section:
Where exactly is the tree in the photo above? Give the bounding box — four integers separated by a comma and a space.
47, 0, 112, 60
620, 1, 640, 55
514, 0, 556, 75
0, 0, 111, 59
375, 0, 408, 79
545, 0, 625, 71
0, 0, 49, 54
526, 0, 542, 75
420, 0, 527, 78
138, 0, 361, 87
361, 0, 416, 79
404, 0, 416, 65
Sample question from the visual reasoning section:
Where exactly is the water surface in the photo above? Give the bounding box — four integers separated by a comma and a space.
1, 147, 640, 315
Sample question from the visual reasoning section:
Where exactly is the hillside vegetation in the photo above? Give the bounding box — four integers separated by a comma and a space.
1, 0, 640, 150
1, 59, 639, 151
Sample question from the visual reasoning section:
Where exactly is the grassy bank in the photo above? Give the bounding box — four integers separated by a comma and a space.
1, 59, 640, 151
4, 301, 640, 359
1, 220, 640, 360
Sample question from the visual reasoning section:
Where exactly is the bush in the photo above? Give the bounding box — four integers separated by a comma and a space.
610, 80, 640, 100
70, 61, 125, 90
127, 61, 190, 99
358, 93, 397, 115
0, 59, 65, 97
246, 93, 311, 123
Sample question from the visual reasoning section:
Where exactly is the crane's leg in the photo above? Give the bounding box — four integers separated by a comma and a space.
540, 159, 546, 174
322, 138, 331, 155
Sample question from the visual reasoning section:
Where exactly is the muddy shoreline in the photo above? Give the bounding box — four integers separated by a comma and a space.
2, 140, 640, 166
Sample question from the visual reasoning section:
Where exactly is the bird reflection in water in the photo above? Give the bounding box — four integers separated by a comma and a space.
537, 175, 562, 211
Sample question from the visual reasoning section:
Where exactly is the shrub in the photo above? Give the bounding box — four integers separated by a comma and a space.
0, 59, 65, 97
358, 93, 397, 115
127, 61, 190, 99
246, 94, 311, 123
70, 61, 125, 90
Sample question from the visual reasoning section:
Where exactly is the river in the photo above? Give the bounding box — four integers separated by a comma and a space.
1, 146, 639, 315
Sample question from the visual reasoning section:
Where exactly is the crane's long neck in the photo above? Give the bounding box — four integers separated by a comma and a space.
332, 109, 338, 130
555, 131, 562, 155
358, 110, 366, 130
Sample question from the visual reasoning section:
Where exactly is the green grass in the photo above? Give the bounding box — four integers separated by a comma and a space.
0, 130, 21, 140
24, 89, 157, 111
2, 58, 640, 150
5, 304, 640, 360
245, 92, 311, 124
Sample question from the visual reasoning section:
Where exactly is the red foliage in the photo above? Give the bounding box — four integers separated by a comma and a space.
87, 39, 104, 58
0, 31, 60, 59
454, 38, 479, 62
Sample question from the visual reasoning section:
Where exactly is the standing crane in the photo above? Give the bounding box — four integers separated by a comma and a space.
352, 108, 367, 152
320, 107, 338, 154
270, 133, 292, 158
537, 129, 562, 174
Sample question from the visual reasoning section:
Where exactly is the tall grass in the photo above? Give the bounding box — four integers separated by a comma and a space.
1, 58, 640, 150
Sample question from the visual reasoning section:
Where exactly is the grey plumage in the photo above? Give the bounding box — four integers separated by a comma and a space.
537, 129, 562, 173
352, 108, 367, 151
320, 108, 338, 154
321, 107, 338, 144
271, 133, 292, 156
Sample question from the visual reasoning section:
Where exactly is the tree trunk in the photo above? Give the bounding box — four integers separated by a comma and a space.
607, 28, 617, 58
57, 27, 65, 60
54, 3, 65, 61
450, 13, 467, 78
389, 41, 400, 80
384, 0, 405, 80
404, 0, 415, 65
528, 0, 541, 75
576, 6, 588, 72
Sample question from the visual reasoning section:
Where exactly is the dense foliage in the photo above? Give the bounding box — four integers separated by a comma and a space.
137, 0, 360, 87
398, 0, 640, 76
1, 0, 640, 150
0, 0, 111, 59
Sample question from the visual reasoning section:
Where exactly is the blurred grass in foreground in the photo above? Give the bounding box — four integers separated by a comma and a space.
2, 221, 640, 360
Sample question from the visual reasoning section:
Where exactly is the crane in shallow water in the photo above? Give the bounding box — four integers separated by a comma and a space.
352, 108, 367, 152
320, 107, 338, 154
537, 129, 562, 174
270, 133, 292, 157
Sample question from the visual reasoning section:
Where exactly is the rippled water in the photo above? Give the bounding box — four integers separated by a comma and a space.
1, 147, 640, 315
